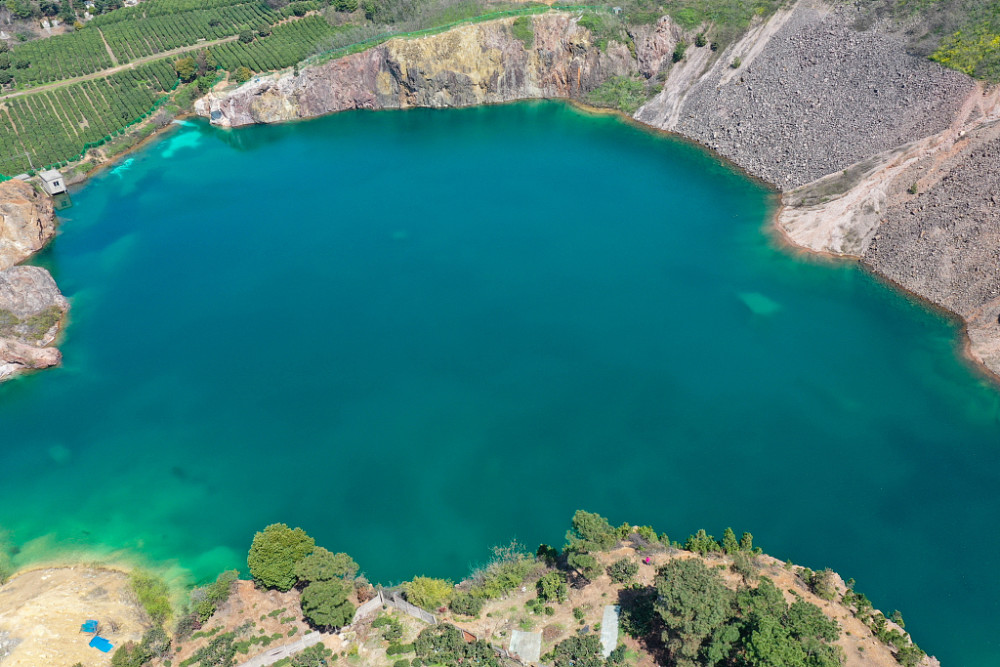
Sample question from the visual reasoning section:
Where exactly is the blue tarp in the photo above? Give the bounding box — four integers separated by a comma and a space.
80, 620, 98, 633
89, 636, 113, 653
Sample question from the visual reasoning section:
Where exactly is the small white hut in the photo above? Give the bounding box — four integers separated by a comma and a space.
38, 169, 67, 196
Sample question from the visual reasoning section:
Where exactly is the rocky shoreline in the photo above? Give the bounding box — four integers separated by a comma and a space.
195, 0, 1000, 380
0, 179, 68, 382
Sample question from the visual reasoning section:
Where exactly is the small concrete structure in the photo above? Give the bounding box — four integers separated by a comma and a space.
600, 605, 621, 658
38, 169, 67, 195
509, 630, 542, 664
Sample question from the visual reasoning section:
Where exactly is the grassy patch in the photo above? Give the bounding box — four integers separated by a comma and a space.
586, 75, 650, 114
0, 306, 63, 342
511, 16, 534, 49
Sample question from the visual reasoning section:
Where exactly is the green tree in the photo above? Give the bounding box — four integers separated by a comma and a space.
300, 578, 355, 628
685, 529, 721, 555
567, 551, 601, 580
294, 547, 359, 584
740, 531, 755, 552
722, 527, 739, 555
404, 576, 453, 609
247, 523, 315, 591
234, 66, 253, 84
565, 510, 617, 552
333, 0, 358, 11
896, 644, 926, 667
655, 558, 735, 667
536, 571, 568, 602
174, 56, 198, 83
238, 28, 254, 43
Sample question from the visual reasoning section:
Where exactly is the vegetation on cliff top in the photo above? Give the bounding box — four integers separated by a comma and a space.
103, 509, 929, 667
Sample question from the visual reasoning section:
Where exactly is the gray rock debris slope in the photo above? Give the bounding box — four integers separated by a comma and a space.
637, 0, 974, 190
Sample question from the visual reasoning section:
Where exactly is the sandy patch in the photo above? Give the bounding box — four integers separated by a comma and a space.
0, 566, 149, 667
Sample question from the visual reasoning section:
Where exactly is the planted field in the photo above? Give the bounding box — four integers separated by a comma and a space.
100, 3, 278, 63
211, 16, 341, 73
0, 61, 178, 176
4, 0, 279, 90
7, 29, 115, 86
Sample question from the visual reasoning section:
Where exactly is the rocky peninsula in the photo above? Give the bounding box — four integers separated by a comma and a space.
196, 0, 1000, 380
0, 179, 67, 382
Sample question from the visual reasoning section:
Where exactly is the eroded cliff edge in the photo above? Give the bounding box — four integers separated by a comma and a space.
0, 180, 68, 382
197, 1, 1000, 379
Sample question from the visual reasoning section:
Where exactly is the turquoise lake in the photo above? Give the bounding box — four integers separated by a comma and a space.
0, 102, 998, 664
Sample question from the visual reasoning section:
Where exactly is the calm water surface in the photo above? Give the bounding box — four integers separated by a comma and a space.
1, 103, 997, 665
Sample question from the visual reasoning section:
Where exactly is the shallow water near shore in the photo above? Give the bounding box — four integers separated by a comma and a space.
1, 102, 998, 665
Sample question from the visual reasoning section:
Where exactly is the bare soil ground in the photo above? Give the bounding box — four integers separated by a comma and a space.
0, 566, 149, 667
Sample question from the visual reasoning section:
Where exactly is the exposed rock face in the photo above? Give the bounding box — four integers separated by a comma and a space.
199, 15, 636, 126
0, 179, 56, 271
0, 265, 68, 380
197, 4, 1000, 381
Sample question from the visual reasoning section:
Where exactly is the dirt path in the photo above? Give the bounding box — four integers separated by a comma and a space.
0, 35, 238, 101
233, 633, 325, 667
97, 28, 120, 67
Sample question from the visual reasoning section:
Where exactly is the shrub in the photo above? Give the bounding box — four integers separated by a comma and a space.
372, 614, 404, 641
730, 56, 742, 68
234, 66, 252, 84
802, 568, 838, 601
536, 572, 568, 603
130, 571, 171, 624
449, 591, 485, 616
567, 552, 601, 580
404, 576, 453, 610
672, 41, 688, 62
586, 75, 648, 114
695, 32, 707, 47
191, 569, 239, 623
394, 661, 409, 667
607, 558, 638, 584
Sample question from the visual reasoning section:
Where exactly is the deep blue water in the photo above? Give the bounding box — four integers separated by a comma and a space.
0, 102, 997, 664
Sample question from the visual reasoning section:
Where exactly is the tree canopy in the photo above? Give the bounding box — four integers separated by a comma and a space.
300, 578, 355, 629
294, 547, 359, 585
247, 523, 315, 591
565, 510, 617, 552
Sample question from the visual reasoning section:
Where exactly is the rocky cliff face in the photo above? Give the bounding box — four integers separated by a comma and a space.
0, 179, 56, 271
197, 4, 1000, 381
0, 181, 66, 382
198, 15, 638, 126
0, 265, 68, 381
